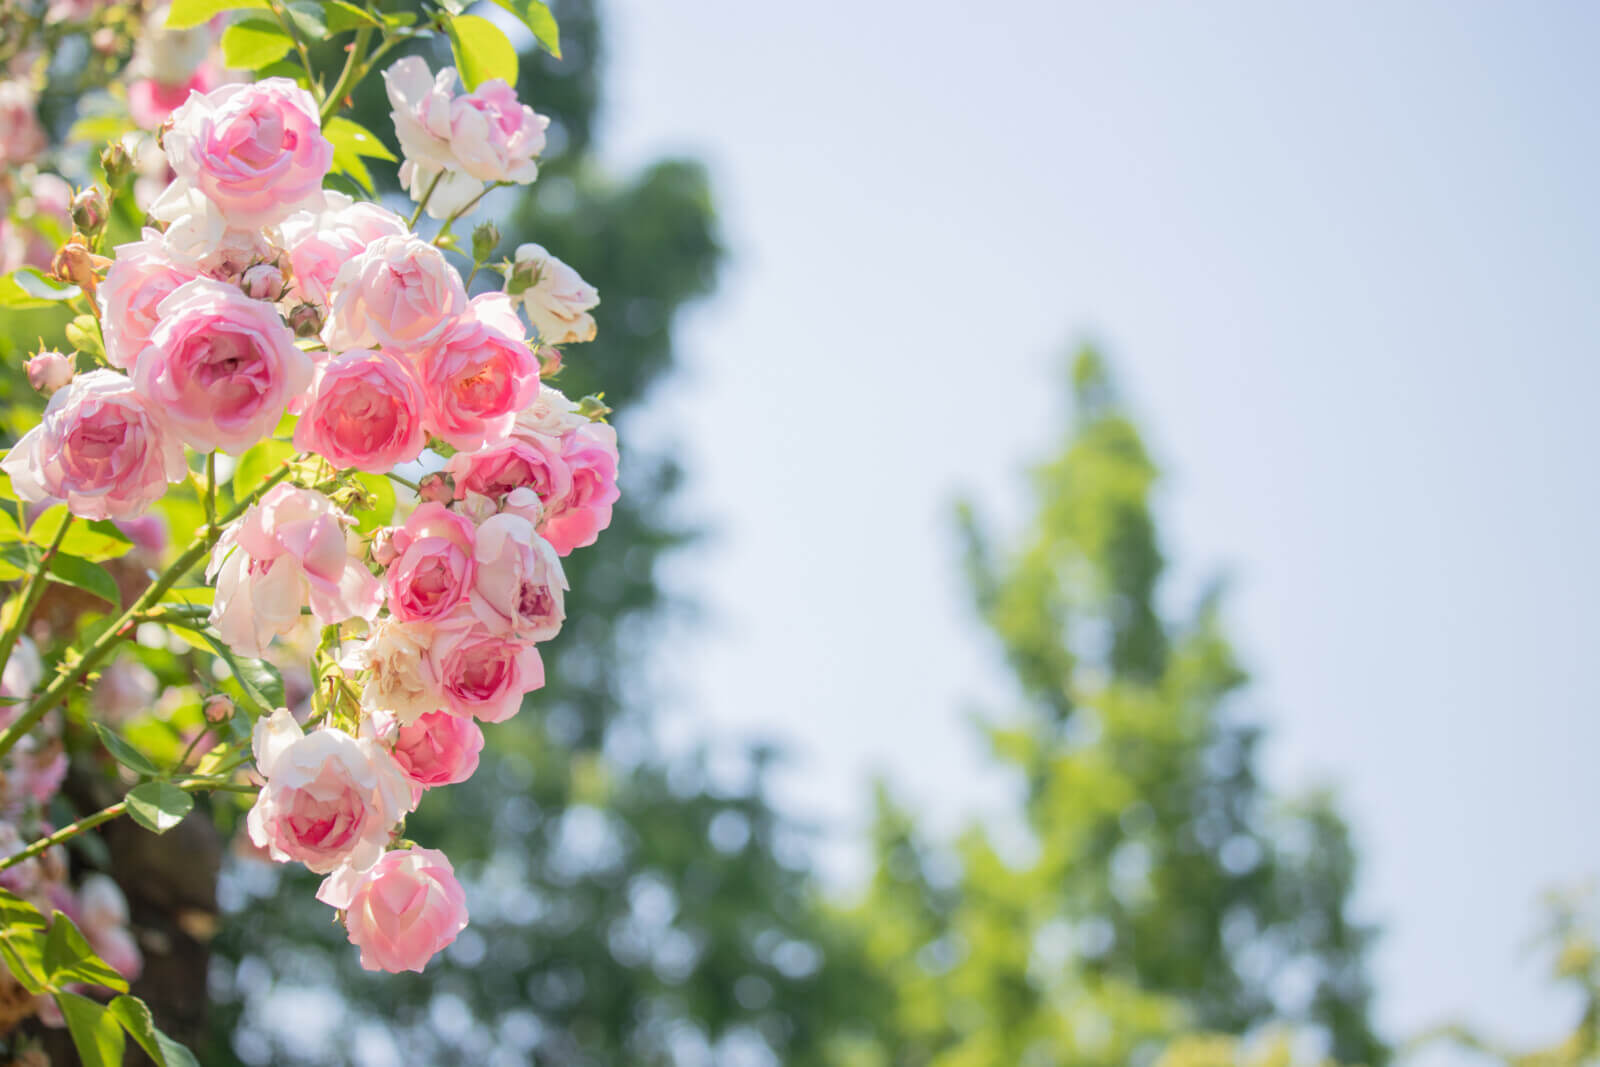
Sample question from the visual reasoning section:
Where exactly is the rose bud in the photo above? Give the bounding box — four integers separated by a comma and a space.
240, 263, 285, 302
51, 235, 109, 294
70, 187, 107, 235
25, 351, 74, 395
202, 694, 234, 724
288, 301, 323, 338
537, 345, 562, 379
369, 527, 400, 567
417, 472, 453, 505
472, 220, 500, 263
99, 140, 132, 184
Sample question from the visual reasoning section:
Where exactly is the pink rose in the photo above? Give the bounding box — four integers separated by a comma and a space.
316, 847, 468, 973
371, 709, 483, 797
133, 277, 311, 454
344, 619, 441, 725
1, 370, 186, 522
382, 503, 477, 623
382, 58, 484, 220
415, 294, 540, 451
156, 78, 333, 228
470, 514, 566, 641
25, 351, 74, 395
507, 243, 599, 345
280, 193, 408, 309
246, 709, 414, 874
292, 350, 427, 473
422, 610, 544, 723
208, 485, 382, 658
448, 79, 547, 184
324, 234, 466, 352
96, 229, 202, 370
127, 61, 222, 131
0, 173, 71, 275
0, 80, 45, 167
446, 435, 571, 514
541, 423, 620, 555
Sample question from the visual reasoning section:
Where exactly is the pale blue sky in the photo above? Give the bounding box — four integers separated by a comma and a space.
594, 1, 1600, 1054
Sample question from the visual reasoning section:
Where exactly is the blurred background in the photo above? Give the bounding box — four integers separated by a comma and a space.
4, 1, 1597, 1064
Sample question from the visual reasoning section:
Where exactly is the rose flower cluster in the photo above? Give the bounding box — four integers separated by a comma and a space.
0, 62, 610, 974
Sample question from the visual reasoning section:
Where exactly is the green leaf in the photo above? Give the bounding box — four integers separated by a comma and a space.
164, 0, 266, 30
445, 14, 518, 90
221, 16, 294, 70
0, 889, 47, 932
170, 624, 284, 712
162, 585, 216, 608
44, 914, 129, 992
10, 268, 80, 303
93, 723, 162, 778
29, 510, 133, 561
125, 781, 193, 834
0, 891, 49, 993
109, 995, 203, 1067
56, 992, 127, 1067
326, 116, 396, 162
45, 552, 121, 608
325, 0, 380, 33
353, 472, 396, 534
230, 439, 295, 503
283, 0, 326, 37
65, 314, 105, 360
488, 0, 560, 57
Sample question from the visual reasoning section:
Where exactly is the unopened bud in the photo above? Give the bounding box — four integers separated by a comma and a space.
472, 220, 500, 263
90, 26, 118, 55
100, 139, 133, 184
70, 186, 107, 235
51, 235, 107, 294
288, 301, 323, 338
418, 472, 453, 505
241, 263, 285, 302
25, 351, 74, 395
536, 345, 562, 379
202, 694, 234, 724
576, 393, 611, 421
369, 527, 399, 567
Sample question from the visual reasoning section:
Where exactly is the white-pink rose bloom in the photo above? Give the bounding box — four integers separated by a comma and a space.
382, 58, 483, 219
324, 234, 466, 352
507, 243, 599, 345
2, 370, 186, 521
447, 78, 547, 183
96, 228, 202, 370
153, 78, 333, 230
471, 514, 566, 641
208, 485, 382, 658
133, 277, 312, 454
280, 193, 408, 309
343, 619, 442, 726
246, 709, 414, 874
316, 846, 468, 973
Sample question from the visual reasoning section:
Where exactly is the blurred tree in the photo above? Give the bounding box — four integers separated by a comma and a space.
830, 348, 1387, 1067
199, 2, 872, 1064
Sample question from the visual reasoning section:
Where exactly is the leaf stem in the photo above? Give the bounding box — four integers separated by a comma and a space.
269, 0, 322, 105
408, 171, 443, 228
0, 514, 72, 687
319, 26, 374, 125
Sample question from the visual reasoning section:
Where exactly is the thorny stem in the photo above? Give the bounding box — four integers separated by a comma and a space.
320, 27, 373, 125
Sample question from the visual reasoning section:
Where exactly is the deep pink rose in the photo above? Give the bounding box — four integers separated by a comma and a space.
422, 610, 544, 723
324, 234, 466, 352
246, 709, 414, 874
316, 847, 468, 973
541, 423, 620, 555
415, 293, 539, 451
208, 485, 382, 658
1, 370, 186, 521
133, 277, 312, 454
370, 709, 483, 798
382, 503, 477, 623
280, 194, 408, 309
293, 349, 427, 473
156, 78, 333, 228
96, 229, 202, 369
470, 513, 566, 641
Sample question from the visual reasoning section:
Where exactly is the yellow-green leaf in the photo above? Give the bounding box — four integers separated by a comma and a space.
445, 14, 518, 91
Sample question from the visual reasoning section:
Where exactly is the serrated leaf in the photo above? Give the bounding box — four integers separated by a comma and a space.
0, 889, 47, 932
164, 0, 267, 30
283, 0, 325, 36
93, 723, 162, 778
353, 471, 395, 534
109, 995, 203, 1067
30, 510, 133, 561
45, 552, 120, 608
125, 781, 193, 834
488, 0, 560, 57
10, 268, 80, 303
445, 14, 518, 91
324, 0, 380, 33
56, 992, 127, 1067
221, 16, 293, 70
230, 438, 294, 504
44, 914, 129, 992
162, 585, 216, 607
326, 116, 396, 162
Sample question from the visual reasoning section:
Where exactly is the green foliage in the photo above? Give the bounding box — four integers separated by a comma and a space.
125, 781, 195, 835
836, 347, 1387, 1066
445, 14, 518, 90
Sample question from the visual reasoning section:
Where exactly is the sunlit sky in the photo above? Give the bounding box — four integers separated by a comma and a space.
592, 1, 1600, 1054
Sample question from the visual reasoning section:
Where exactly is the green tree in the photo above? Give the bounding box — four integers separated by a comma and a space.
834, 348, 1386, 1067
202, 3, 870, 1064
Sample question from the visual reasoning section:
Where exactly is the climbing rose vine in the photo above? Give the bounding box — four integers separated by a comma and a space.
0, 0, 600, 1058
